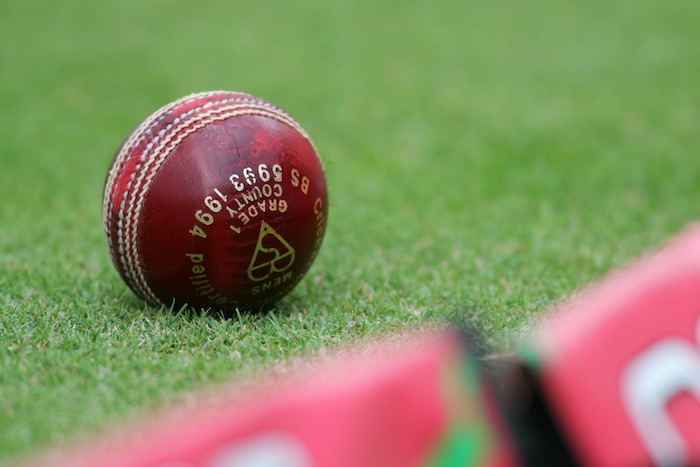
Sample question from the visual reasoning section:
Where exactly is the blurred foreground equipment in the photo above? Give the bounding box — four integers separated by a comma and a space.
24, 224, 700, 467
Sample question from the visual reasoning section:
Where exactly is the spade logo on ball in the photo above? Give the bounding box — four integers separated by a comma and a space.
247, 222, 296, 282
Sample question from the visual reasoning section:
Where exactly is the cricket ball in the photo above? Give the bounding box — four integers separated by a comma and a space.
102, 91, 328, 314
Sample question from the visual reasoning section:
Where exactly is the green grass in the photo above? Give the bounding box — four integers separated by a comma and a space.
2, 0, 700, 461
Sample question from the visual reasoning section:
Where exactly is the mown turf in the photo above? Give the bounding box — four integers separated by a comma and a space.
1, 0, 700, 461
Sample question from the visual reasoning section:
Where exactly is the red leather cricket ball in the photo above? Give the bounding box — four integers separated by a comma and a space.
102, 91, 328, 314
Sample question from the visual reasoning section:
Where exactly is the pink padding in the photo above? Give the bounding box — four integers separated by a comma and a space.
536, 224, 700, 466
34, 334, 512, 467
